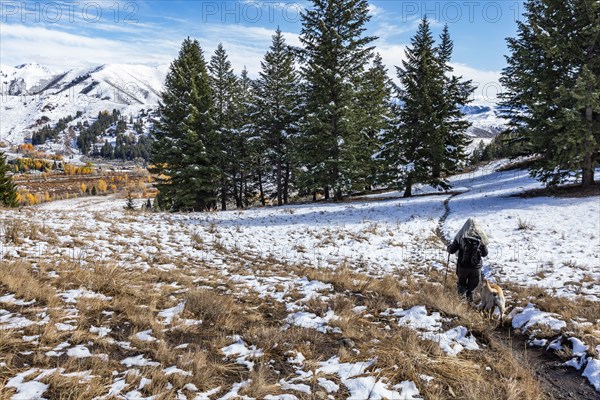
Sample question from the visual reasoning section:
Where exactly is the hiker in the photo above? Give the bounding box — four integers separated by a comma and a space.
447, 217, 489, 302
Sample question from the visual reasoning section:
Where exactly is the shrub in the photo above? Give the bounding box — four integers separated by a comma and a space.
97, 179, 108, 192
517, 217, 534, 230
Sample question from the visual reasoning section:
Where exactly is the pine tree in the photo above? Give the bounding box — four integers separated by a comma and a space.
382, 17, 442, 197
381, 19, 473, 196
501, 0, 599, 187
0, 152, 18, 207
434, 25, 475, 181
101, 140, 114, 159
255, 28, 300, 206
352, 53, 394, 191
232, 67, 256, 208
150, 38, 219, 211
298, 0, 376, 200
209, 43, 238, 210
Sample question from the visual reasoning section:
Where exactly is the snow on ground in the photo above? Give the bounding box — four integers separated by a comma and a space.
24, 161, 598, 302
1, 161, 599, 397
385, 305, 480, 356
176, 194, 446, 275
316, 161, 600, 293
511, 303, 567, 332
221, 335, 265, 371
444, 161, 600, 300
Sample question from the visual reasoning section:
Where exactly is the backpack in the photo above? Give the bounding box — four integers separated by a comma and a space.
460, 237, 482, 268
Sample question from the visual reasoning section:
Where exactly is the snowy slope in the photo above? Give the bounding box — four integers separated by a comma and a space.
0, 63, 167, 145
461, 104, 508, 137
0, 63, 57, 95
444, 162, 600, 300
2, 162, 599, 397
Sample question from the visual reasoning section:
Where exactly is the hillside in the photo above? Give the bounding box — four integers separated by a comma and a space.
0, 63, 166, 147
0, 161, 598, 399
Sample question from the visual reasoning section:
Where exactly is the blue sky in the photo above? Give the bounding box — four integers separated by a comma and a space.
0, 1, 524, 102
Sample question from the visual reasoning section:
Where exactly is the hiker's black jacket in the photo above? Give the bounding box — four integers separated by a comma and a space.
447, 238, 488, 269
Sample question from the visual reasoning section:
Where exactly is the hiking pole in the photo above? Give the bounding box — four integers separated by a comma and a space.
444, 252, 450, 287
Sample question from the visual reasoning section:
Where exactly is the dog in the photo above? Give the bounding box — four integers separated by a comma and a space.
478, 279, 506, 324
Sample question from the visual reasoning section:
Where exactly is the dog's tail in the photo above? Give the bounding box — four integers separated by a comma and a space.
484, 279, 497, 293
485, 279, 505, 306
485, 279, 503, 296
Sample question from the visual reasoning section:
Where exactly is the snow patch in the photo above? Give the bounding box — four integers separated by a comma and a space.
511, 304, 566, 332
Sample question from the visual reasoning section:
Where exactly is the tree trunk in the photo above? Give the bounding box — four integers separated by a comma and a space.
582, 105, 595, 188
257, 159, 265, 206
195, 193, 204, 212
237, 179, 243, 208
277, 159, 283, 206
324, 186, 330, 200
312, 190, 317, 202
233, 178, 241, 209
403, 174, 413, 198
221, 178, 227, 211
334, 189, 343, 201
283, 162, 290, 204
432, 163, 441, 179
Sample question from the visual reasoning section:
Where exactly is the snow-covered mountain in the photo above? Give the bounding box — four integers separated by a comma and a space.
461, 104, 508, 138
0, 63, 167, 145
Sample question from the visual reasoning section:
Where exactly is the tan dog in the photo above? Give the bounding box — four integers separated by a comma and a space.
478, 279, 506, 324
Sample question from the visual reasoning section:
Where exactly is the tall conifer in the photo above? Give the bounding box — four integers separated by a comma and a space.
0, 152, 18, 207
255, 28, 300, 205
298, 0, 376, 200
150, 38, 218, 211
501, 0, 599, 187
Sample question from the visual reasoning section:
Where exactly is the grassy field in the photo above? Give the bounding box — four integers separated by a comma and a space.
0, 188, 597, 398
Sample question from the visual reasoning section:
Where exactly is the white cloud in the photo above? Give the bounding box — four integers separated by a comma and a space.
0, 24, 175, 69
451, 63, 503, 104
368, 4, 384, 17
0, 22, 299, 78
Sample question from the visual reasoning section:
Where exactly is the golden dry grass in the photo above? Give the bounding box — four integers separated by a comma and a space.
0, 211, 593, 400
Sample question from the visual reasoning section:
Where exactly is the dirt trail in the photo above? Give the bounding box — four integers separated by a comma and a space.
435, 192, 461, 247
490, 328, 599, 400
435, 185, 599, 399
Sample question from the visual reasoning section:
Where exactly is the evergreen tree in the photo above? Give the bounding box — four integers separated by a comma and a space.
231, 67, 256, 208
434, 25, 475, 180
209, 43, 238, 210
101, 140, 114, 159
255, 28, 300, 205
381, 18, 473, 196
0, 152, 18, 207
298, 0, 376, 200
382, 17, 442, 197
501, 0, 600, 187
352, 53, 394, 191
150, 38, 219, 211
